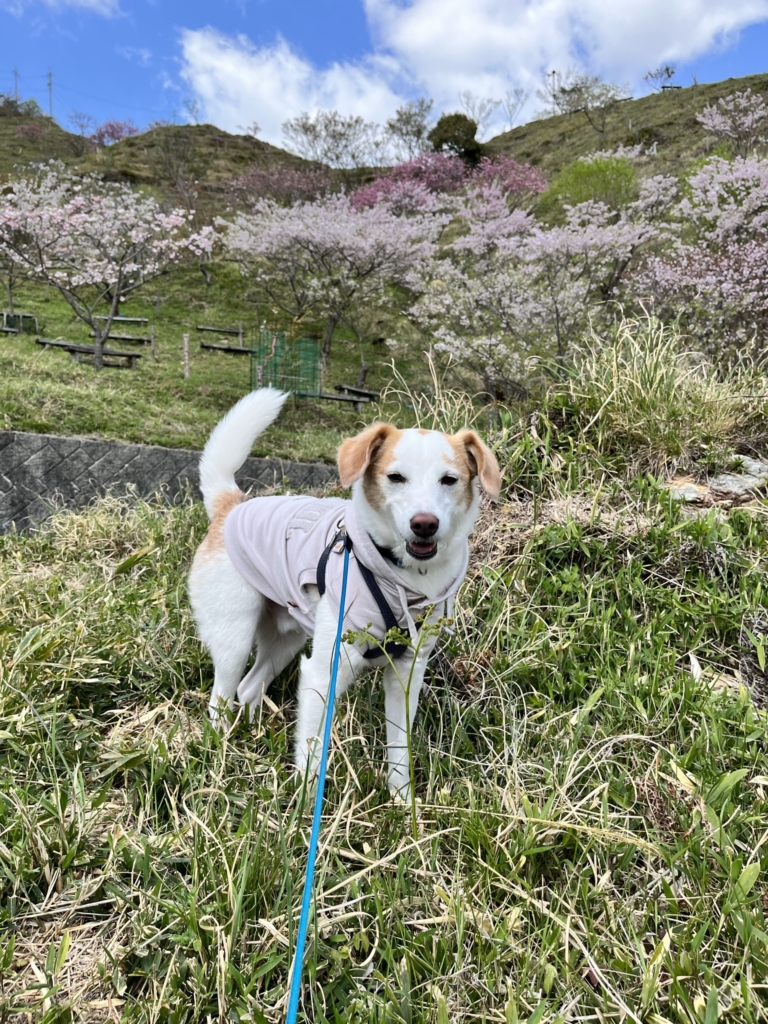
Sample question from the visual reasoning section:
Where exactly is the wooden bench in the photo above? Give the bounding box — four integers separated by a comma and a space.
37, 338, 142, 369
335, 383, 381, 400
302, 391, 372, 412
1, 325, 20, 334
199, 341, 250, 355
197, 324, 242, 336
89, 330, 152, 344
94, 315, 149, 325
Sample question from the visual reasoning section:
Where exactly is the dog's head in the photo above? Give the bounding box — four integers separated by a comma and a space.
338, 423, 501, 567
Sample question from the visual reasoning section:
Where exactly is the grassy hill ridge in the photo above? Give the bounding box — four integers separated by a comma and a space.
3, 70, 768, 196
486, 71, 768, 175
0, 117, 309, 191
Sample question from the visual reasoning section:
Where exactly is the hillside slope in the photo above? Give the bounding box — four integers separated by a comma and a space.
0, 117, 308, 189
5, 70, 768, 194
487, 71, 768, 175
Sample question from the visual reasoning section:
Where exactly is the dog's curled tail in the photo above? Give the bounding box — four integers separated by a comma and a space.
199, 388, 288, 519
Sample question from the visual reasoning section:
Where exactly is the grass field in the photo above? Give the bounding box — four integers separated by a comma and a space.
2, 321, 768, 1023
0, 262, 431, 463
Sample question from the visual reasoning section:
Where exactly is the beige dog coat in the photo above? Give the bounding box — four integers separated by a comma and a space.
224, 494, 467, 685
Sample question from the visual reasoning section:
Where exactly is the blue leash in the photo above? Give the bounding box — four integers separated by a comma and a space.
285, 537, 351, 1023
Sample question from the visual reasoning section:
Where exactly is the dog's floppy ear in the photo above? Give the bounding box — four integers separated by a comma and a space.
455, 429, 502, 501
337, 423, 398, 486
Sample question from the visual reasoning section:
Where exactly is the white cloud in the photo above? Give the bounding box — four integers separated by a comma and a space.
180, 1, 768, 144
179, 28, 405, 143
366, 0, 768, 100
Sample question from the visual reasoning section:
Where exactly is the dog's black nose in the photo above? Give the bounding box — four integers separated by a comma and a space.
410, 514, 439, 537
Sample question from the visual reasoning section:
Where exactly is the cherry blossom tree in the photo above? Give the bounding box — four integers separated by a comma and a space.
471, 156, 548, 202
351, 153, 469, 211
0, 163, 212, 368
678, 155, 768, 241
91, 120, 140, 146
412, 176, 674, 397
15, 122, 46, 145
697, 89, 768, 158
226, 164, 333, 206
633, 154, 768, 359
350, 153, 546, 212
220, 192, 443, 357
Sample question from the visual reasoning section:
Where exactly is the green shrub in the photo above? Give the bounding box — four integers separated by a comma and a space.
540, 154, 638, 218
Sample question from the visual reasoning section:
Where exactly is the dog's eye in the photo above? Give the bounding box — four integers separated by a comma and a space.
387, 472, 406, 484
440, 475, 458, 486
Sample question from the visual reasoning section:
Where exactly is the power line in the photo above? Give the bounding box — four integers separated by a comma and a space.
0, 68, 178, 121
54, 82, 176, 119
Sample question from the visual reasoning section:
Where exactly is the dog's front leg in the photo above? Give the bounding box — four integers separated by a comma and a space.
382, 637, 436, 800
294, 597, 366, 778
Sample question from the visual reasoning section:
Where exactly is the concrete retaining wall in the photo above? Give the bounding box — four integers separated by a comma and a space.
0, 429, 338, 534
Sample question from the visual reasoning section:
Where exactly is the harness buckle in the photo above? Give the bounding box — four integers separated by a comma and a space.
332, 521, 348, 554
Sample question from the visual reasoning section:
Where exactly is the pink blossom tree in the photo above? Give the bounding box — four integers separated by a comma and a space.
91, 120, 140, 146
471, 155, 548, 203
678, 155, 768, 242
15, 122, 47, 145
221, 192, 443, 356
697, 89, 768, 158
0, 163, 212, 368
351, 152, 546, 211
351, 153, 469, 210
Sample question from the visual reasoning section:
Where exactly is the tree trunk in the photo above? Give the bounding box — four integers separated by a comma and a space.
356, 361, 369, 387
322, 315, 339, 359
94, 329, 104, 370
5, 279, 13, 316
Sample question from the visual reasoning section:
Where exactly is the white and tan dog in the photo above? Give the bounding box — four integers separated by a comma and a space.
188, 388, 500, 796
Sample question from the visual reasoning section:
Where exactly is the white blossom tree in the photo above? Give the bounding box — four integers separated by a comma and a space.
0, 163, 212, 368
220, 193, 443, 357
634, 154, 768, 359
412, 176, 675, 397
697, 89, 768, 158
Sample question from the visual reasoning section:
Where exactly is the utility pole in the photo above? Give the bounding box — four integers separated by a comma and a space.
46, 70, 53, 119
13, 68, 18, 102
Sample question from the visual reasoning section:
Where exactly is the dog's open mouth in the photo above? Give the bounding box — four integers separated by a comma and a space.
406, 540, 438, 560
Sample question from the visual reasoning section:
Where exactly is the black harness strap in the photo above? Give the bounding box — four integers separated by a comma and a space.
316, 530, 414, 660
317, 530, 350, 598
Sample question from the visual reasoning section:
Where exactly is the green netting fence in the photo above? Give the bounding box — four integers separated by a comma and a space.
251, 330, 321, 397
1, 312, 39, 333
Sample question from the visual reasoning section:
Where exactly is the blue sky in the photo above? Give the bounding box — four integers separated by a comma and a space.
1, 0, 767, 145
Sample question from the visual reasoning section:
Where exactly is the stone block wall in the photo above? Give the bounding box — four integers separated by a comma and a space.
0, 430, 338, 534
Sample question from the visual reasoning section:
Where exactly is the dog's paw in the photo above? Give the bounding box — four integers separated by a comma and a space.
208, 696, 236, 733
389, 785, 421, 807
